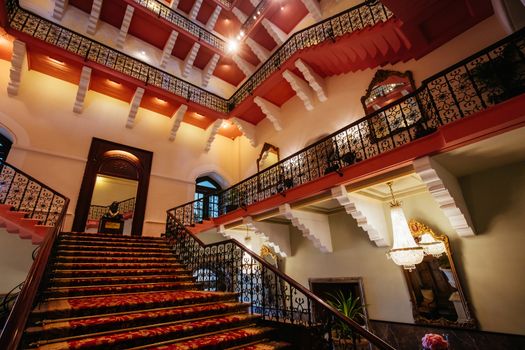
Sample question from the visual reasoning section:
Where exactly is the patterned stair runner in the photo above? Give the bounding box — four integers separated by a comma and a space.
21, 232, 291, 350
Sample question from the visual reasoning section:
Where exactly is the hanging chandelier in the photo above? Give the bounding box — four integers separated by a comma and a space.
418, 232, 446, 258
386, 182, 424, 271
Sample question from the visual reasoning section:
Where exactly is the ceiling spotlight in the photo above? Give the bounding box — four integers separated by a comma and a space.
227, 38, 239, 53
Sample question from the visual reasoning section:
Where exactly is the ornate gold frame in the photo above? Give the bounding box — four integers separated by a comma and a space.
404, 219, 477, 329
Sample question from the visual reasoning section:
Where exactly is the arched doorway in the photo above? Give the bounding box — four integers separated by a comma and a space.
72, 138, 153, 236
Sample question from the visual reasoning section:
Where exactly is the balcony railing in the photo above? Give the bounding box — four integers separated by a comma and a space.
0, 160, 68, 226
88, 197, 136, 221
132, 0, 226, 52
165, 215, 395, 350
168, 28, 525, 226
3, 0, 392, 113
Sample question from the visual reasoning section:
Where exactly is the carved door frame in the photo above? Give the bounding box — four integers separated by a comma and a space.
72, 138, 153, 236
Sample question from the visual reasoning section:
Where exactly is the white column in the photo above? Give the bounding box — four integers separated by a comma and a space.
7, 40, 26, 97
116, 5, 134, 49
189, 0, 203, 20
126, 87, 145, 129
170, 0, 180, 10
231, 117, 257, 146
262, 18, 287, 45
246, 37, 269, 62
279, 204, 333, 253
295, 58, 327, 102
206, 5, 222, 31
232, 7, 248, 23
181, 42, 201, 78
52, 0, 69, 20
253, 96, 282, 131
232, 54, 255, 77
86, 0, 103, 35
204, 119, 223, 152
160, 30, 179, 69
250, 0, 262, 6
282, 69, 315, 111
73, 66, 92, 114
414, 156, 476, 237
299, 0, 322, 21
169, 104, 188, 141
202, 53, 220, 87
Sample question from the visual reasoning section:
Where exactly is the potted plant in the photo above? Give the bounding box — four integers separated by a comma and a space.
471, 44, 525, 104
326, 290, 367, 348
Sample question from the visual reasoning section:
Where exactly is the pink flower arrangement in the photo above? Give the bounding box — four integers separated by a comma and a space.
421, 333, 449, 350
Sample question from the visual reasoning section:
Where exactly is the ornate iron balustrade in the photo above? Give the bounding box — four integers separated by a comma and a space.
0, 160, 69, 350
168, 28, 525, 226
165, 214, 395, 350
5, 2, 229, 113
0, 160, 68, 226
132, 0, 226, 52
239, 0, 270, 36
88, 197, 136, 220
229, 0, 393, 107
3, 0, 392, 113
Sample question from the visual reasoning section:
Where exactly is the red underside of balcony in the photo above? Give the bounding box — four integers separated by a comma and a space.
202, 93, 525, 230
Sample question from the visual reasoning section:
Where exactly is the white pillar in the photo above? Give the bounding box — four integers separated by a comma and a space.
181, 42, 201, 78
7, 40, 26, 97
116, 5, 134, 49
73, 66, 92, 114
202, 54, 220, 87
86, 0, 103, 35
126, 87, 145, 129
160, 30, 179, 69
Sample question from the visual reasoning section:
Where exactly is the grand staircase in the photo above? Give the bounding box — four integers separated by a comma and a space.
21, 232, 290, 350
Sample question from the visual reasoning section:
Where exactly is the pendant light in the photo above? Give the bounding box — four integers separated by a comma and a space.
386, 182, 424, 271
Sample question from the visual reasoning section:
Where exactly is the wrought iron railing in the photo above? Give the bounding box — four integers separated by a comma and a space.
5, 1, 229, 113
169, 28, 525, 226
0, 160, 68, 226
229, 0, 393, 107
132, 0, 226, 52
165, 214, 395, 350
0, 161, 69, 350
88, 197, 136, 221
2, 0, 393, 113
0, 282, 23, 329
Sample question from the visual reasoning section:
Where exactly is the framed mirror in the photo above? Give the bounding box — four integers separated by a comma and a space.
257, 143, 279, 172
405, 219, 476, 329
361, 69, 415, 114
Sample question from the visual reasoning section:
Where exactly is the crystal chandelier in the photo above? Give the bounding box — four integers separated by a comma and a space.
386, 182, 424, 271
418, 233, 446, 258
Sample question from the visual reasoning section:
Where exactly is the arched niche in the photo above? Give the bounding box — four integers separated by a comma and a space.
72, 138, 153, 236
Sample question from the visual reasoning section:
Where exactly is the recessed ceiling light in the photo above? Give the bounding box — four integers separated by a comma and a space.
107, 79, 121, 86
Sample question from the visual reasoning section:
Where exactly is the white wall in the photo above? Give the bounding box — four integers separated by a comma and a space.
282, 161, 525, 335
0, 230, 35, 294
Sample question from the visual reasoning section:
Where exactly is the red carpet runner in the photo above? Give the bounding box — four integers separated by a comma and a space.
23, 232, 291, 349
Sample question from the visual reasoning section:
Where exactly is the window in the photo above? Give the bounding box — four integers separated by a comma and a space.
0, 133, 13, 162
194, 176, 221, 222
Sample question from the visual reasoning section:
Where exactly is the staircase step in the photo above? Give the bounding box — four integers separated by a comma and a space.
56, 244, 172, 253
53, 262, 183, 270
43, 281, 198, 298
25, 302, 249, 341
31, 290, 239, 319
51, 267, 187, 278
141, 326, 276, 350
230, 340, 293, 349
30, 313, 259, 350
49, 274, 194, 287
60, 232, 164, 242
58, 238, 168, 249
56, 249, 174, 258
53, 255, 181, 263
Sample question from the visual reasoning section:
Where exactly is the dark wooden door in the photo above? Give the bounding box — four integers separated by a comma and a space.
72, 138, 153, 236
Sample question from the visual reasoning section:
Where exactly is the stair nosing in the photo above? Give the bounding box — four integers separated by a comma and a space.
31, 312, 258, 347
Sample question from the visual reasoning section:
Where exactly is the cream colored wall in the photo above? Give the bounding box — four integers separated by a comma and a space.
282, 211, 414, 323
91, 175, 138, 207
0, 59, 240, 235
237, 16, 508, 180
0, 230, 35, 294
282, 161, 525, 335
